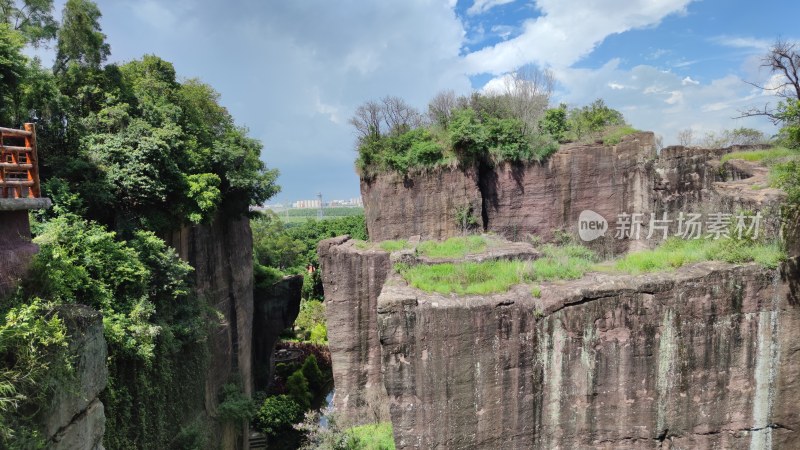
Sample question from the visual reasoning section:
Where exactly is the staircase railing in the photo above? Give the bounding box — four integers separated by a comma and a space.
0, 123, 41, 199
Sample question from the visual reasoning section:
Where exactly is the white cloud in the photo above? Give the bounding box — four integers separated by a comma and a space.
462, 0, 694, 73
681, 76, 699, 85
711, 35, 771, 50
552, 61, 777, 146
467, 0, 516, 16
608, 82, 626, 90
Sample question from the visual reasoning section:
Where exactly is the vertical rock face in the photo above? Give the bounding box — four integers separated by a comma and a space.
482, 134, 655, 253
165, 214, 255, 446
253, 274, 303, 390
361, 166, 483, 242
378, 261, 800, 449
318, 236, 391, 425
43, 305, 108, 450
359, 133, 655, 250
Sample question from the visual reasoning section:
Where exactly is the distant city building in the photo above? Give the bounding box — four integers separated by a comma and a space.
261, 196, 363, 210
292, 199, 322, 209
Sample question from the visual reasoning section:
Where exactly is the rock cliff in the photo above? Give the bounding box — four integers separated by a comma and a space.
361, 134, 785, 253
319, 236, 392, 426
323, 137, 800, 449
42, 305, 108, 450
253, 274, 303, 390
378, 253, 799, 449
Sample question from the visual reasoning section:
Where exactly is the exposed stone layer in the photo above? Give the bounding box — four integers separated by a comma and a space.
319, 236, 391, 425
482, 133, 655, 253
165, 214, 255, 447
378, 259, 800, 449
44, 305, 108, 450
361, 136, 788, 254
361, 166, 483, 242
253, 274, 303, 390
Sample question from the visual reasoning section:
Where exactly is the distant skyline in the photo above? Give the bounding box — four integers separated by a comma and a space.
28, 0, 800, 202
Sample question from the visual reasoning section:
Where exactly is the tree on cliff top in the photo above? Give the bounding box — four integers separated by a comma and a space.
740, 39, 800, 148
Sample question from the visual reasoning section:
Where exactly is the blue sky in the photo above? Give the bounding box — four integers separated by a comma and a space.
29, 0, 800, 203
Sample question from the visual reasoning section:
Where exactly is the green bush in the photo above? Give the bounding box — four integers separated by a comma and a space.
295, 300, 326, 342
540, 106, 568, 142
286, 371, 312, 409
254, 395, 303, 437
217, 383, 257, 425
347, 422, 396, 450
275, 362, 301, 380
301, 354, 325, 392
0, 300, 69, 447
309, 323, 328, 345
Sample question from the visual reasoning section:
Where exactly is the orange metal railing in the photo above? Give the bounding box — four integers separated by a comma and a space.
0, 124, 41, 199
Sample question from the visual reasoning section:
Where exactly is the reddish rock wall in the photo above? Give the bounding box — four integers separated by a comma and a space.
482, 133, 655, 253
318, 236, 392, 425
361, 166, 483, 242
378, 260, 800, 449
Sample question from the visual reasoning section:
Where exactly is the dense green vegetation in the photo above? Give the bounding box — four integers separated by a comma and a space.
352, 86, 634, 177
252, 210, 367, 301
0, 1, 277, 447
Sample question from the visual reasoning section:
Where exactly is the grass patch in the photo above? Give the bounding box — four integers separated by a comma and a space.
416, 235, 487, 259
609, 237, 786, 274
602, 125, 639, 145
531, 286, 542, 298
353, 240, 371, 250
347, 422, 395, 450
397, 260, 527, 295
720, 146, 800, 165
379, 239, 410, 252
531, 244, 598, 280
398, 243, 597, 295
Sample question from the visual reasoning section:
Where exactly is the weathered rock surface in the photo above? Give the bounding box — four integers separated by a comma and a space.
43, 305, 108, 450
361, 135, 788, 254
319, 236, 392, 425
253, 274, 303, 390
482, 133, 655, 253
378, 259, 800, 449
361, 166, 483, 242
165, 214, 255, 447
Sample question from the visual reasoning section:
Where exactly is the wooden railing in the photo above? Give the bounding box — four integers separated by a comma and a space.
0, 124, 41, 199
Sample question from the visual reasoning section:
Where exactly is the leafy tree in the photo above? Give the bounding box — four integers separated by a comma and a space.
0, 0, 57, 45
566, 98, 625, 141
53, 0, 109, 74
0, 23, 26, 122
540, 105, 568, 142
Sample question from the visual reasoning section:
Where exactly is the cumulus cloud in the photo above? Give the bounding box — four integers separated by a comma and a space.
462, 0, 694, 73
552, 61, 776, 145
